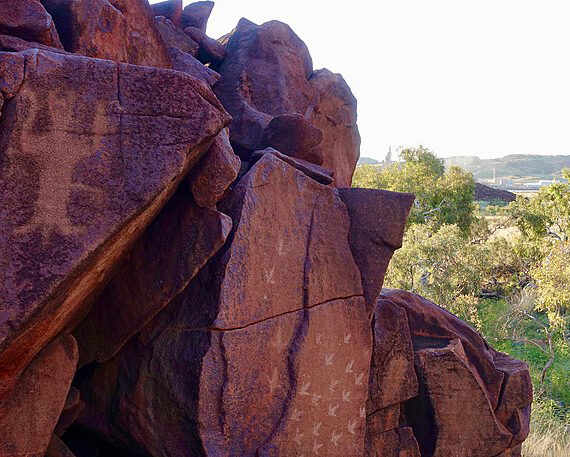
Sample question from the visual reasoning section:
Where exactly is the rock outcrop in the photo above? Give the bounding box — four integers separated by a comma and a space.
0, 2, 532, 456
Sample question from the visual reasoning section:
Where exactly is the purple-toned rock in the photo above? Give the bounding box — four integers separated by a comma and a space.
214, 19, 314, 154
151, 0, 183, 26
339, 188, 414, 314
78, 154, 373, 456
0, 0, 63, 49
184, 26, 226, 64
156, 15, 199, 56
309, 69, 360, 187
0, 334, 78, 456
74, 195, 232, 365
181, 1, 214, 32
188, 128, 240, 207
262, 112, 324, 165
250, 147, 334, 185
169, 46, 220, 86
42, 0, 172, 67
0, 49, 229, 390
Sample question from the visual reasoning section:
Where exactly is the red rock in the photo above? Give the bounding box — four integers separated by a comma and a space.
184, 26, 227, 64
366, 426, 420, 457
188, 128, 240, 207
0, 49, 229, 390
262, 112, 324, 164
45, 434, 76, 457
0, 0, 63, 49
250, 147, 334, 185
156, 15, 199, 56
53, 387, 84, 437
0, 334, 78, 456
339, 189, 414, 314
169, 47, 220, 86
309, 69, 360, 187
380, 289, 505, 409
0, 33, 69, 53
367, 298, 418, 413
151, 0, 183, 26
409, 338, 513, 457
42, 0, 172, 67
74, 195, 232, 365
493, 351, 533, 446
214, 19, 314, 153
181, 1, 214, 32
78, 154, 372, 456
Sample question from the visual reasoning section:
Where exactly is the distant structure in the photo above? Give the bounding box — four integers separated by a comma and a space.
383, 146, 393, 166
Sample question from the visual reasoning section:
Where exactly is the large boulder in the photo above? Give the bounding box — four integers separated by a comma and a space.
214, 19, 360, 186
378, 290, 533, 457
181, 1, 214, 32
309, 69, 361, 187
77, 154, 387, 456
74, 195, 232, 366
0, 49, 230, 391
0, 334, 78, 456
0, 0, 63, 49
42, 0, 172, 67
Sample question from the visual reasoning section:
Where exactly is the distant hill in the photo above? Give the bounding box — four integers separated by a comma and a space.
474, 183, 516, 202
444, 154, 570, 179
357, 157, 380, 165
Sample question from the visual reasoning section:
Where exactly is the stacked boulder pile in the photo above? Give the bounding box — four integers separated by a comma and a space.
0, 1, 532, 456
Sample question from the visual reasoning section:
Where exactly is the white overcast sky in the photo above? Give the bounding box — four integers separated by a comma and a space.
159, 0, 570, 161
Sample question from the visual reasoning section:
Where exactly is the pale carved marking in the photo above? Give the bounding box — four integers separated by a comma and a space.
311, 393, 321, 406
315, 334, 322, 345
329, 379, 339, 392
291, 408, 303, 422
312, 440, 323, 455
360, 406, 366, 419
263, 266, 276, 284
345, 359, 354, 373
347, 419, 357, 435
312, 422, 322, 437
324, 353, 334, 366
343, 333, 351, 344
300, 382, 311, 396
277, 238, 286, 255
294, 428, 304, 446
330, 430, 342, 446
354, 372, 365, 386
342, 390, 352, 402
328, 404, 340, 417
268, 367, 279, 394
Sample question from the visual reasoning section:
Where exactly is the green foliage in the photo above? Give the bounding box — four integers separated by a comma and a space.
352, 146, 476, 233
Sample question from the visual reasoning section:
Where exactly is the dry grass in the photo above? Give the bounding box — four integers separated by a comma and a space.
523, 417, 570, 457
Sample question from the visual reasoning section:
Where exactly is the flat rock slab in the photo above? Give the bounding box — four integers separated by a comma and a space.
43, 0, 172, 67
0, 334, 78, 457
0, 49, 229, 387
74, 195, 232, 365
78, 154, 373, 456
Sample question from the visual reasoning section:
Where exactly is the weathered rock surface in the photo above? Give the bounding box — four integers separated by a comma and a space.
43, 0, 172, 67
0, 4, 532, 457
378, 289, 533, 457
169, 46, 220, 86
77, 154, 379, 456
0, 334, 78, 456
151, 0, 183, 26
214, 18, 360, 186
74, 194, 232, 365
188, 128, 241, 207
156, 15, 199, 56
0, 0, 63, 49
181, 1, 214, 32
0, 49, 229, 388
309, 69, 361, 187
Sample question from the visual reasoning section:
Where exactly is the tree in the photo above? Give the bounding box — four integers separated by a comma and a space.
352, 146, 476, 234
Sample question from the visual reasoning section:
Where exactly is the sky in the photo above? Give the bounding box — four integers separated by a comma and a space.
159, 1, 570, 161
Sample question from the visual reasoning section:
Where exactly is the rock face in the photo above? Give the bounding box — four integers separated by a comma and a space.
0, 48, 230, 389
0, 3, 532, 457
42, 0, 172, 67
